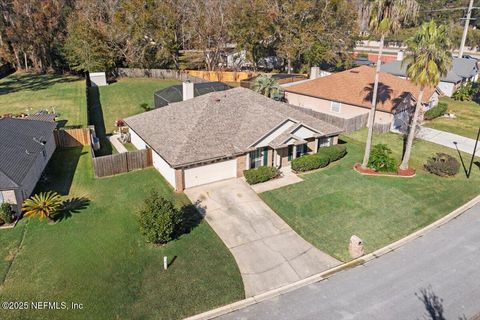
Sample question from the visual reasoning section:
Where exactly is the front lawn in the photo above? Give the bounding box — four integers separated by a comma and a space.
0, 148, 243, 319
0, 72, 87, 127
260, 129, 480, 262
424, 97, 480, 139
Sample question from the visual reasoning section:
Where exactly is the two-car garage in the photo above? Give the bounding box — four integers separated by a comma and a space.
183, 159, 237, 189
129, 127, 237, 190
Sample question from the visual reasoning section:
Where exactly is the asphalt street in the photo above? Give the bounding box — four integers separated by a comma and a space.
219, 201, 480, 320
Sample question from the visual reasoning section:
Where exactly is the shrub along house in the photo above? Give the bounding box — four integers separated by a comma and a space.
124, 87, 342, 191
284, 66, 439, 132
0, 118, 57, 213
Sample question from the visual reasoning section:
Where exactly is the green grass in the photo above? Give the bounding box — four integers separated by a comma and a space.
0, 148, 243, 319
123, 142, 137, 152
424, 97, 480, 139
260, 129, 480, 262
0, 72, 87, 127
88, 78, 179, 156
96, 78, 180, 134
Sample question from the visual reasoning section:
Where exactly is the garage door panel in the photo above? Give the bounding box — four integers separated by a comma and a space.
184, 159, 237, 188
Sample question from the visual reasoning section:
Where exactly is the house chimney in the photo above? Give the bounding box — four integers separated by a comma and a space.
396, 50, 404, 61
310, 66, 321, 79
182, 81, 194, 101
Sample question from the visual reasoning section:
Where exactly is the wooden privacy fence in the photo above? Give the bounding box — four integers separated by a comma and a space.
54, 128, 91, 148
289, 106, 391, 133
186, 70, 258, 83
114, 68, 207, 83
92, 149, 153, 178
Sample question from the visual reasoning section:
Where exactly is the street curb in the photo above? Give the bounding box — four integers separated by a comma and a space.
184, 194, 480, 320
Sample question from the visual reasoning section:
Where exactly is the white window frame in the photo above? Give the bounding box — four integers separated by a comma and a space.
319, 137, 332, 148
331, 101, 342, 113
0, 192, 3, 203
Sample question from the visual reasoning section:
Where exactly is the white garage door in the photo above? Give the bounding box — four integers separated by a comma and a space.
184, 159, 237, 188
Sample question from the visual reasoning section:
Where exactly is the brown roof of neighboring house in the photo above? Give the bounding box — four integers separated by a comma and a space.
284, 66, 437, 113
125, 87, 343, 168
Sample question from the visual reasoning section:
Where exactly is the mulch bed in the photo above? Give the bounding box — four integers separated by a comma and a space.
353, 163, 416, 178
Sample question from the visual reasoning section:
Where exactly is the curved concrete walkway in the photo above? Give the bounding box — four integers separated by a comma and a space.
185, 178, 340, 297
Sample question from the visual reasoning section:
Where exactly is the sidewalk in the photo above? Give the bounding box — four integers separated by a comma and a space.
250, 166, 303, 193
418, 127, 480, 157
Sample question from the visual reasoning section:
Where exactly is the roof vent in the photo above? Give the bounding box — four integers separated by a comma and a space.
350, 70, 360, 74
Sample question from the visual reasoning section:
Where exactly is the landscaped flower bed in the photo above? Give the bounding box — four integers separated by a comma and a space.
353, 163, 416, 177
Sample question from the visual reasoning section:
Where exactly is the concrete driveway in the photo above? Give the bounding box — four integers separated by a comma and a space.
185, 178, 340, 297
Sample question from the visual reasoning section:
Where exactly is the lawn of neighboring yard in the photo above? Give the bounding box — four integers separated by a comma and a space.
424, 97, 480, 139
88, 77, 179, 156
0, 72, 87, 127
260, 129, 480, 262
95, 77, 180, 134
0, 148, 243, 320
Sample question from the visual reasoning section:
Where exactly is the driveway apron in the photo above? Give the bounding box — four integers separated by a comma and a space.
185, 178, 340, 297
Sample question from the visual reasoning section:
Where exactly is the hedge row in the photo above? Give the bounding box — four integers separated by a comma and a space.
292, 145, 347, 172
424, 102, 448, 120
244, 166, 279, 185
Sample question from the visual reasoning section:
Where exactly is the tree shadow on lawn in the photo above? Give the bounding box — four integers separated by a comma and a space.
51, 197, 90, 222
175, 202, 205, 239
0, 73, 80, 95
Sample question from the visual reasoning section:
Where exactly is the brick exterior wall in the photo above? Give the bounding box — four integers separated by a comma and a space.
236, 154, 247, 177
175, 169, 184, 192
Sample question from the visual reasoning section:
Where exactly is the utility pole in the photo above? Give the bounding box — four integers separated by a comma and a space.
459, 0, 475, 58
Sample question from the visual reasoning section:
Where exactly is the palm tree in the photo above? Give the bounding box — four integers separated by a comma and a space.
252, 75, 281, 98
400, 21, 452, 170
360, 0, 418, 168
22, 191, 62, 221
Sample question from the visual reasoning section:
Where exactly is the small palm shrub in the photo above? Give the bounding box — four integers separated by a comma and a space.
22, 191, 61, 220
137, 191, 183, 244
291, 153, 330, 172
424, 153, 460, 177
252, 75, 281, 98
318, 145, 347, 162
244, 166, 279, 184
452, 82, 473, 101
0, 203, 13, 224
368, 144, 397, 172
424, 102, 448, 120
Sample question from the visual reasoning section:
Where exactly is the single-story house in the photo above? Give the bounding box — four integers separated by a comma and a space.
284, 66, 439, 132
125, 87, 343, 191
0, 118, 57, 213
381, 57, 479, 97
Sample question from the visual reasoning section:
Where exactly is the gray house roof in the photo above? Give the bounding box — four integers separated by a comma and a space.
381, 58, 479, 84
0, 118, 57, 190
125, 87, 343, 168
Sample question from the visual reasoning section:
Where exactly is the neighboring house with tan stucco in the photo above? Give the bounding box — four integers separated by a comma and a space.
0, 118, 57, 213
284, 66, 439, 132
124, 87, 343, 191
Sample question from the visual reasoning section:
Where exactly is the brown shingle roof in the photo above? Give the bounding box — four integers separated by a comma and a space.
284, 66, 436, 113
125, 87, 343, 167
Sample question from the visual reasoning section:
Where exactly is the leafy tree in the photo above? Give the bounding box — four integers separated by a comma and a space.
64, 12, 115, 72
137, 191, 183, 244
252, 75, 281, 98
0, 203, 13, 224
360, 0, 418, 169
22, 191, 62, 221
400, 21, 452, 170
